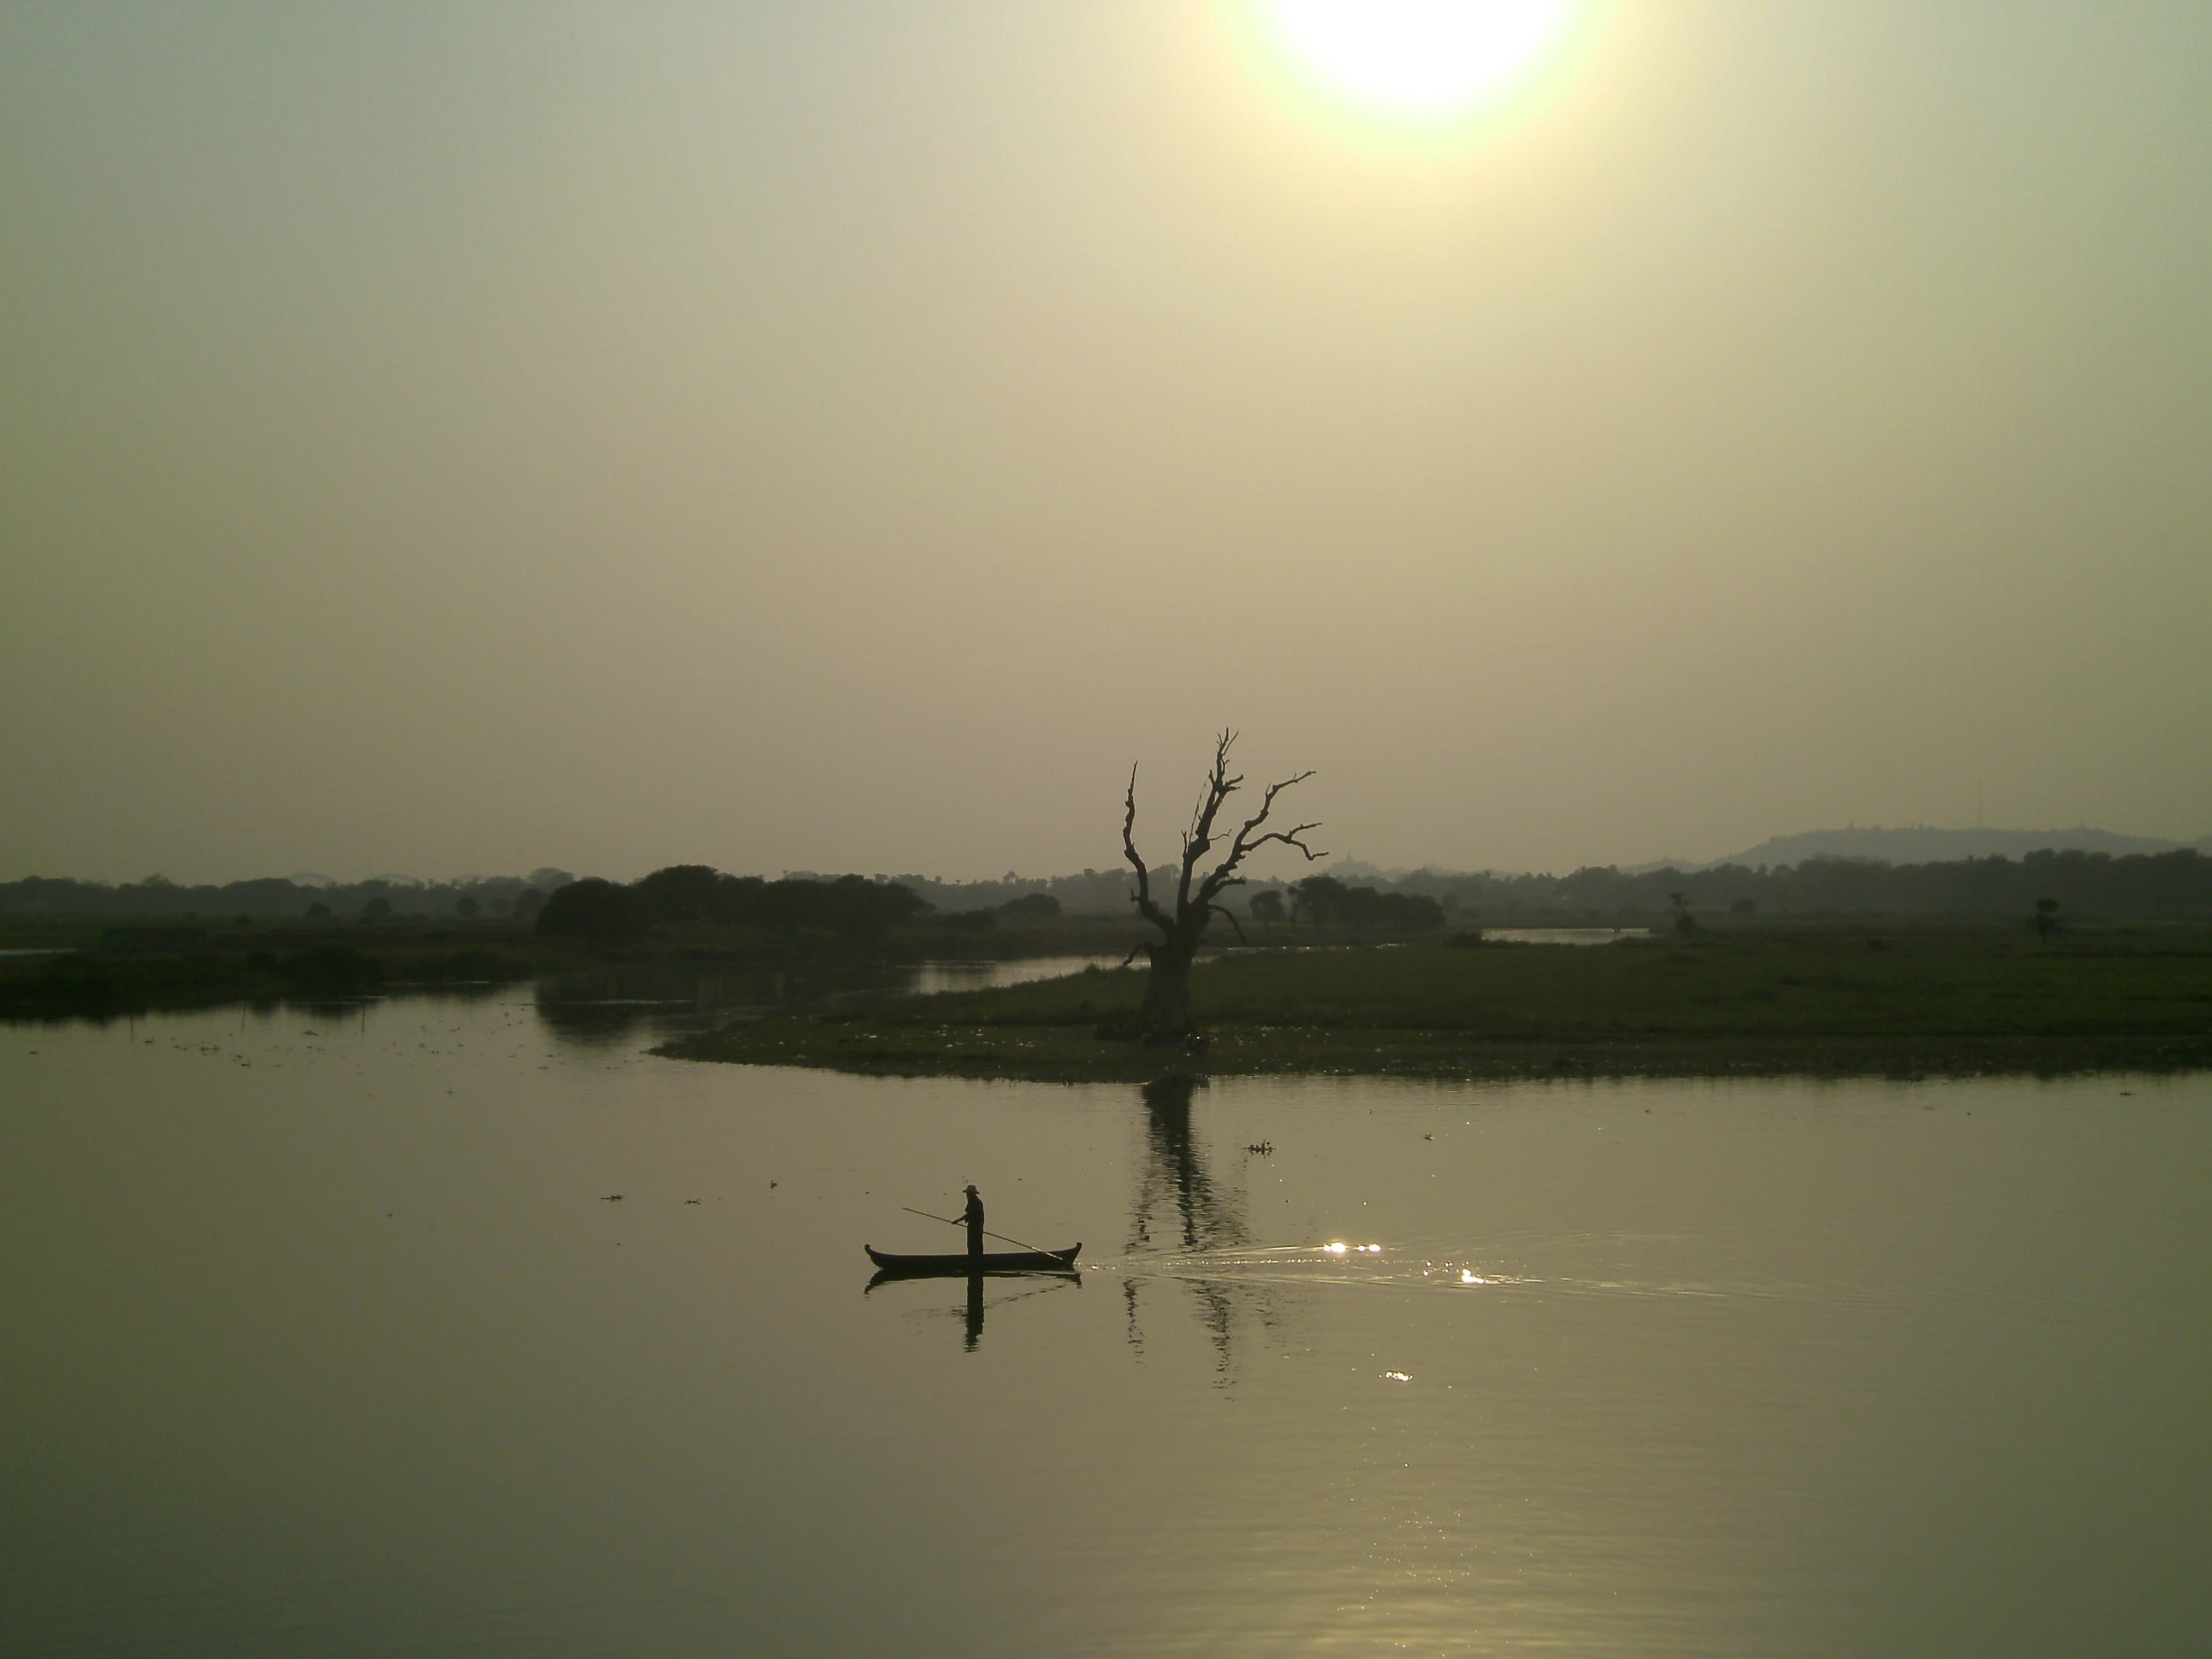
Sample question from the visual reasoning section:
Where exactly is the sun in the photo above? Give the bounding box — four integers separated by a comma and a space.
1259, 0, 1582, 122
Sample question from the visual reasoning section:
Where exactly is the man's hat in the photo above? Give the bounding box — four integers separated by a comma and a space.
963, 1184, 978, 1194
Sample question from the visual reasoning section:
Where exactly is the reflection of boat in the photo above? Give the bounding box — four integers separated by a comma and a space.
863, 1243, 1081, 1277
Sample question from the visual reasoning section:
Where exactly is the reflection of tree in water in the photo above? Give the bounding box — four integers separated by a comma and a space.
532, 959, 970, 1048
1131, 1074, 1248, 1255
1125, 1074, 1284, 1377
532, 994, 662, 1048
533, 966, 789, 1048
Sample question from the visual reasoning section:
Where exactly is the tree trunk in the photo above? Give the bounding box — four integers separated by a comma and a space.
1134, 929, 1201, 1043
1118, 733, 1322, 1048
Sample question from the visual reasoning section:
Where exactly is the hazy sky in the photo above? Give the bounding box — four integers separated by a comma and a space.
5, 2, 2208, 883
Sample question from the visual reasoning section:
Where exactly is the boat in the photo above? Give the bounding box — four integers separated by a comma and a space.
863, 1242, 1081, 1277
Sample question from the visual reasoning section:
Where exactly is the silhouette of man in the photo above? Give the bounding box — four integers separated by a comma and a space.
957, 1184, 984, 1258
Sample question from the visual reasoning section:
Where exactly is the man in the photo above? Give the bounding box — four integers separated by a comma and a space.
957, 1184, 984, 1258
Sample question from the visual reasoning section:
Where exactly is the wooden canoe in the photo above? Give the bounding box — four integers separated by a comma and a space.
863, 1243, 1081, 1277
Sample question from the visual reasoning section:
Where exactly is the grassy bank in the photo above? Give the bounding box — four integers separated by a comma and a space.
669, 926, 2212, 1081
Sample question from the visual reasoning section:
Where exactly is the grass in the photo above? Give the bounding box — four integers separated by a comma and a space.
668, 926, 2212, 1081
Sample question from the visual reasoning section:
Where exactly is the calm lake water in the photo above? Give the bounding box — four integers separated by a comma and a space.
5, 982, 2209, 1658
1481, 927, 1652, 945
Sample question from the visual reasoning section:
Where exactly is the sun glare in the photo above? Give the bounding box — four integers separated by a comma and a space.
1261, 0, 1580, 122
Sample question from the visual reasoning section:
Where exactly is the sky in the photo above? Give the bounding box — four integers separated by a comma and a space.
4, 2, 2208, 883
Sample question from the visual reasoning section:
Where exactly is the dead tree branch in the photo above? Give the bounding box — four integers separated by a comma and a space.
1116, 731, 1324, 1042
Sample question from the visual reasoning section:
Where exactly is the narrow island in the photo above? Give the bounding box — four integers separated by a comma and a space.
666, 926, 2212, 1082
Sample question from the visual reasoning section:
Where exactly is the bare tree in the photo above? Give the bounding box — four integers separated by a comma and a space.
1119, 732, 1322, 1044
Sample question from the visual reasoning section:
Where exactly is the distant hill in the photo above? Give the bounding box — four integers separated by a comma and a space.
1710, 827, 2188, 869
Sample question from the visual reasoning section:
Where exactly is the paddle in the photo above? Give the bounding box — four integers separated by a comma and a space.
901, 1206, 1064, 1258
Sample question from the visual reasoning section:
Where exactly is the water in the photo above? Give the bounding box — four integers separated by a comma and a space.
529, 953, 1124, 1048
894, 952, 1125, 996
4, 990, 2208, 1657
1480, 927, 1651, 945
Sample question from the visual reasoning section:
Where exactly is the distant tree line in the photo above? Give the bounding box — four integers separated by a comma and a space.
0, 870, 575, 920
890, 848, 2212, 922
535, 866, 928, 946
1393, 848, 2212, 919
1265, 875, 1444, 932
12, 846, 2211, 927
860, 867, 1141, 915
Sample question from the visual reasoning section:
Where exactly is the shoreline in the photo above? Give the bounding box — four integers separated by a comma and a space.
664, 1020, 2212, 1083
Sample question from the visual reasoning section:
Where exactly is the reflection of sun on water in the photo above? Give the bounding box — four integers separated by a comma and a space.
1256, 0, 1584, 128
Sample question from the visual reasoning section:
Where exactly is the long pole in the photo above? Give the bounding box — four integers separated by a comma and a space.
901, 1206, 1058, 1257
